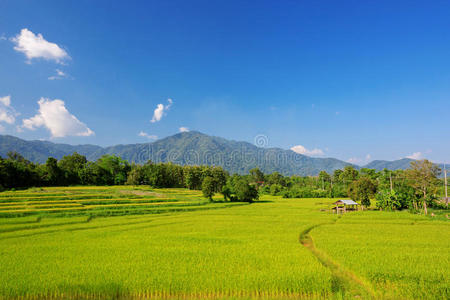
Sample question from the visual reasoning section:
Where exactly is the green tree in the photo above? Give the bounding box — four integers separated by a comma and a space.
234, 179, 258, 203
340, 166, 359, 183
221, 184, 232, 201
318, 171, 331, 190
58, 152, 87, 185
96, 155, 131, 185
126, 165, 146, 185
405, 160, 441, 215
332, 169, 343, 184
249, 168, 264, 185
45, 157, 62, 186
202, 176, 215, 201
348, 177, 377, 208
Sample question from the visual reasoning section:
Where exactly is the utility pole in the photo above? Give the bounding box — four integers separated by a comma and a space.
390, 172, 393, 193
445, 164, 448, 208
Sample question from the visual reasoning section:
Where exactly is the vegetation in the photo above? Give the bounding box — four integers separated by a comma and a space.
0, 186, 246, 218
347, 177, 377, 208
0, 132, 354, 175
1, 150, 447, 214
0, 187, 448, 299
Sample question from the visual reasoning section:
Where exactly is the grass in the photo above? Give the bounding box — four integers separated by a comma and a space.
0, 186, 448, 299
312, 210, 450, 299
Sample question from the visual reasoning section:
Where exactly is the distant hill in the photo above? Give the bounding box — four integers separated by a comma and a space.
0, 132, 445, 176
362, 158, 415, 171
0, 135, 102, 163
0, 132, 353, 176
362, 158, 446, 177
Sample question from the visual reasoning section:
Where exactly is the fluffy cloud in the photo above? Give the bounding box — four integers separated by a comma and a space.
347, 157, 361, 164
138, 131, 157, 140
22, 98, 94, 138
151, 98, 173, 123
290, 145, 324, 156
48, 69, 68, 80
179, 127, 189, 133
0, 95, 11, 107
407, 152, 423, 160
0, 95, 18, 125
347, 154, 372, 165
11, 28, 70, 64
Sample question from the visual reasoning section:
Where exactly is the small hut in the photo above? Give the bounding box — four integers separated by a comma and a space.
332, 199, 359, 214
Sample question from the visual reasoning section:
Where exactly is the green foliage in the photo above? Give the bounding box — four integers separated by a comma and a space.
282, 186, 328, 198
348, 177, 377, 207
1, 150, 447, 214
58, 152, 88, 185
405, 160, 441, 214
376, 184, 415, 211
269, 184, 283, 195
0, 132, 353, 176
233, 179, 259, 203
340, 166, 359, 183
201, 176, 215, 201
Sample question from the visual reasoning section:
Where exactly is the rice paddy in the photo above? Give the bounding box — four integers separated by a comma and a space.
0, 186, 448, 299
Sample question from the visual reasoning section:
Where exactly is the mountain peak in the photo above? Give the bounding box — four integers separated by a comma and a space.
0, 133, 352, 176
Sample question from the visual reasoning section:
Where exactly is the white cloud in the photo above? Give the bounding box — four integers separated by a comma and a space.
138, 131, 157, 140
179, 127, 189, 133
0, 124, 4, 132
406, 152, 423, 160
151, 98, 173, 123
0, 34, 6, 41
347, 154, 372, 165
11, 28, 70, 64
291, 145, 324, 156
0, 95, 19, 125
0, 95, 11, 107
22, 98, 94, 138
347, 157, 361, 164
48, 69, 69, 80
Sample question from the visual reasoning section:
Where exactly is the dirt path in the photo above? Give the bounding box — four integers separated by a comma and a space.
299, 221, 377, 299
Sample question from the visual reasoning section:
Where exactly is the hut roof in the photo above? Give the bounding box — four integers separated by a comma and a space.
334, 199, 359, 205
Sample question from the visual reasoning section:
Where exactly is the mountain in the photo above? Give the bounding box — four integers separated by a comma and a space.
363, 158, 415, 171
0, 135, 102, 163
1, 132, 445, 176
0, 132, 353, 176
363, 158, 447, 175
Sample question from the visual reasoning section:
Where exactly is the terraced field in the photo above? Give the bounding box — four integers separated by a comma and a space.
0, 186, 241, 217
0, 187, 448, 299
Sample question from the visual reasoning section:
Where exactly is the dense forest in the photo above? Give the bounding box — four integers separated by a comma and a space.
0, 151, 447, 212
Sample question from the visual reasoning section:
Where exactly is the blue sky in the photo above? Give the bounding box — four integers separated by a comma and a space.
0, 0, 449, 164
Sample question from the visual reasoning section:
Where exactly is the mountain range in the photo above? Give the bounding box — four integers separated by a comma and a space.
0, 132, 443, 176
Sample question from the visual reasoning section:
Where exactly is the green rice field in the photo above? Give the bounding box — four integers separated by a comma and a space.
0, 186, 448, 299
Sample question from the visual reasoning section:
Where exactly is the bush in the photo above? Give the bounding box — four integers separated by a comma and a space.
234, 180, 258, 203
270, 184, 283, 196
282, 186, 328, 198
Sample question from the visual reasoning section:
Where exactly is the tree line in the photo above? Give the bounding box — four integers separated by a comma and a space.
0, 152, 258, 203
0, 151, 446, 212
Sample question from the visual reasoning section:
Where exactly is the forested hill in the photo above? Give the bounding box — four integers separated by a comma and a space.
362, 158, 416, 171
0, 132, 353, 176
1, 132, 444, 175
362, 158, 447, 173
